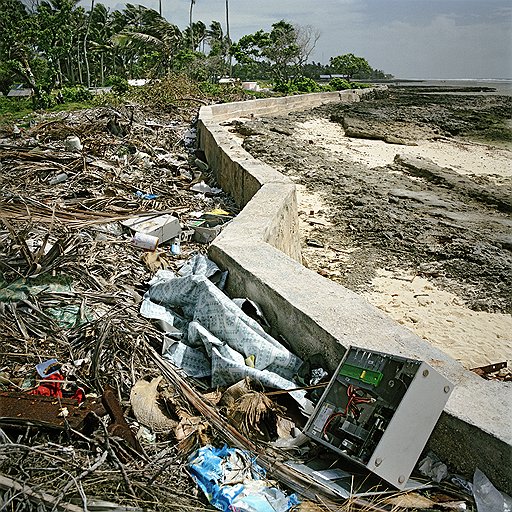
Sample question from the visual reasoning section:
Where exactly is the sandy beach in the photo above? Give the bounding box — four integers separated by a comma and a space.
236, 87, 512, 371
295, 118, 512, 369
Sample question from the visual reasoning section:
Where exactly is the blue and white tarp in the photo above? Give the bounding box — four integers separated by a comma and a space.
140, 255, 311, 412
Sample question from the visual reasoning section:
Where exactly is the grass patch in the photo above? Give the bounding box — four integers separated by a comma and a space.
0, 96, 96, 130
0, 97, 34, 127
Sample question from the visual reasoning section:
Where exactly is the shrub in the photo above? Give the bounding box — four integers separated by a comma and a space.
33, 91, 55, 109
292, 77, 322, 93
351, 82, 372, 89
61, 85, 92, 103
198, 81, 223, 96
329, 77, 352, 90
107, 76, 129, 95
273, 81, 298, 94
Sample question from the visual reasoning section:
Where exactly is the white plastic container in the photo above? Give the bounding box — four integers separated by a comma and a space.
132, 232, 159, 251
65, 135, 83, 152
170, 238, 181, 255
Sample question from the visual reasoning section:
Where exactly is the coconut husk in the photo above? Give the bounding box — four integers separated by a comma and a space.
130, 376, 178, 432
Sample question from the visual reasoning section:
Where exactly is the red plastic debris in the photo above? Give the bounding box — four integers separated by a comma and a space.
29, 372, 64, 398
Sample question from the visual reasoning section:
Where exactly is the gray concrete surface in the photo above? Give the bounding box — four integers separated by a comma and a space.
198, 90, 512, 493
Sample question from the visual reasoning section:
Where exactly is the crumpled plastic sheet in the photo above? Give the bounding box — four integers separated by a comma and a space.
418, 451, 449, 483
188, 445, 300, 512
140, 255, 310, 410
473, 468, 512, 512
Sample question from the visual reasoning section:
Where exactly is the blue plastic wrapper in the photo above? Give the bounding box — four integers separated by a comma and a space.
135, 190, 158, 200
188, 445, 299, 512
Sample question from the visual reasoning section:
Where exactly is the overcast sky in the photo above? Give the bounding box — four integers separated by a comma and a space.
95, 0, 512, 79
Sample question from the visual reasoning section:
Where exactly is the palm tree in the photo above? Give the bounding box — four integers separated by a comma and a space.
225, 0, 231, 75
225, 0, 229, 43
189, 0, 195, 50
112, 5, 183, 76
88, 3, 115, 85
83, 0, 95, 87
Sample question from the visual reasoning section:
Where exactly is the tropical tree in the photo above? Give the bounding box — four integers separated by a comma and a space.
330, 53, 371, 81
231, 20, 302, 83
205, 20, 229, 78
88, 3, 114, 86
0, 0, 31, 94
225, 0, 231, 74
294, 24, 321, 68
0, 0, 85, 104
184, 20, 206, 52
112, 5, 183, 77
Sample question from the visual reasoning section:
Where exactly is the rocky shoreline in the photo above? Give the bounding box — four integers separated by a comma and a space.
230, 87, 512, 369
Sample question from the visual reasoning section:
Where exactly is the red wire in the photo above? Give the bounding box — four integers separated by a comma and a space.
322, 385, 371, 436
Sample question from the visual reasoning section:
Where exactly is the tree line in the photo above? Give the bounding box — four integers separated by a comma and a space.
0, 0, 392, 107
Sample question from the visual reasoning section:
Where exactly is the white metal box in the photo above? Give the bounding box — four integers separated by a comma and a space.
303, 346, 453, 489
122, 214, 181, 244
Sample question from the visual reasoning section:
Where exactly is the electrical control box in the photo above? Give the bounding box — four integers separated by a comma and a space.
303, 346, 453, 489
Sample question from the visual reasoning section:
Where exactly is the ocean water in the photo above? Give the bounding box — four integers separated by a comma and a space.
392, 79, 512, 96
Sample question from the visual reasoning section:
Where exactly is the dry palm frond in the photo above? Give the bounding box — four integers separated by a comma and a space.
219, 377, 253, 410
227, 390, 286, 441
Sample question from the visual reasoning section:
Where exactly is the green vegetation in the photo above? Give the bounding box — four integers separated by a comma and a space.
0, 0, 392, 113
328, 77, 352, 90
0, 96, 33, 125
330, 53, 371, 82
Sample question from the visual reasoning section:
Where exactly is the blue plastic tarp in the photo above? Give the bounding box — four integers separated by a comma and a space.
188, 445, 299, 512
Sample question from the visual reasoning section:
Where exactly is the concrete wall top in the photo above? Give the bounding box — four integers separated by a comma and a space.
198, 88, 512, 492
201, 89, 370, 123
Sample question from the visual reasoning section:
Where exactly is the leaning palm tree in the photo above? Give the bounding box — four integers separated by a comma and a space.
189, 0, 196, 50
111, 5, 183, 76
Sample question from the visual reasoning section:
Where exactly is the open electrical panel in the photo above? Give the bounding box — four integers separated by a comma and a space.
303, 346, 453, 488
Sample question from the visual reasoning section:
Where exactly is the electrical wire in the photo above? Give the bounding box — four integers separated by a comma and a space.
322, 385, 374, 437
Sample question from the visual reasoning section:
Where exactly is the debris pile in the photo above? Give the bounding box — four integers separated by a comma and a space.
1, 101, 507, 512
0, 105, 241, 510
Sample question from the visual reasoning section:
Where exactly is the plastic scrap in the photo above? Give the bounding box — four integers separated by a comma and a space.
135, 190, 159, 200
0, 275, 92, 328
64, 135, 83, 152
29, 373, 65, 399
418, 451, 449, 483
46, 305, 93, 328
451, 474, 474, 495
0, 274, 73, 303
35, 359, 61, 378
188, 445, 299, 512
28, 372, 85, 403
190, 181, 222, 195
473, 468, 512, 512
49, 172, 69, 185
183, 128, 197, 146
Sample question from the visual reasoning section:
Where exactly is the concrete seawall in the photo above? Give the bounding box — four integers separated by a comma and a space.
198, 90, 512, 492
